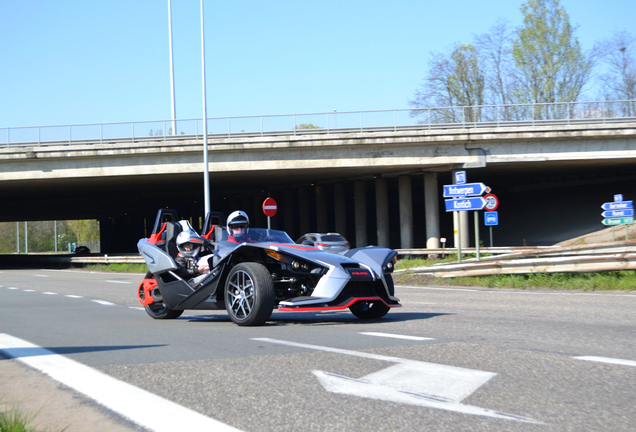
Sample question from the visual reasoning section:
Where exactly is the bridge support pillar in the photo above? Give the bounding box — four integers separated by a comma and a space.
354, 181, 367, 247
283, 189, 295, 238
375, 178, 390, 247
316, 185, 328, 233
399, 176, 413, 249
298, 187, 310, 235
424, 173, 440, 249
334, 183, 347, 239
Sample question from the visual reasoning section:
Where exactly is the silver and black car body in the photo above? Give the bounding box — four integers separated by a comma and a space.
137, 210, 400, 326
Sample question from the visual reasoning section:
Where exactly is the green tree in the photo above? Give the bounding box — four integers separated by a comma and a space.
512, 0, 592, 118
295, 123, 321, 130
67, 220, 100, 247
410, 44, 485, 123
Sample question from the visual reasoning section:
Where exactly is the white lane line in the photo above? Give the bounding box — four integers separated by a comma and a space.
92, 300, 116, 306
66, 295, 84, 299
35, 274, 49, 278
0, 334, 243, 432
106, 280, 132, 284
360, 332, 434, 341
42, 292, 57, 295
574, 356, 636, 367
7, 287, 19, 290
399, 286, 480, 292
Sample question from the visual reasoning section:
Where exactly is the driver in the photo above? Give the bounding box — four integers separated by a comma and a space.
226, 210, 253, 244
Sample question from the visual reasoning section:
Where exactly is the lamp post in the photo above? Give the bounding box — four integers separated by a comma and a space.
168, 0, 177, 135
200, 0, 210, 215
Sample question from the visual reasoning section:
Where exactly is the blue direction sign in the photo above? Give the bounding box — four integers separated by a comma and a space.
602, 209, 634, 218
484, 211, 499, 226
602, 217, 634, 226
445, 197, 486, 212
601, 200, 633, 211
443, 183, 489, 198
455, 171, 467, 184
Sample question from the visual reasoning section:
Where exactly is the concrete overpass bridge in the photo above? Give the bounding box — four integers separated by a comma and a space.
1, 104, 635, 253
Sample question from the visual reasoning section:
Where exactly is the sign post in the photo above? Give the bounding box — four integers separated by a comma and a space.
443, 172, 490, 262
601, 195, 633, 242
483, 193, 499, 247
262, 197, 277, 230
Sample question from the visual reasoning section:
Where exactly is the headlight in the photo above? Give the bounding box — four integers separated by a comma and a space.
383, 255, 397, 273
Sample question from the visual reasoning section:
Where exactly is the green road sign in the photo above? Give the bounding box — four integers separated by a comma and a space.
602, 216, 634, 226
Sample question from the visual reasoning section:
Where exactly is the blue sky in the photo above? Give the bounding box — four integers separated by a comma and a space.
1, 0, 634, 127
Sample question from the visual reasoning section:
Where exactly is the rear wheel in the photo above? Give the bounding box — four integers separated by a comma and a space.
139, 272, 183, 320
225, 263, 275, 326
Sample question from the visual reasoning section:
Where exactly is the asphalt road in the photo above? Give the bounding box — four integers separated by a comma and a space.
1, 268, 635, 431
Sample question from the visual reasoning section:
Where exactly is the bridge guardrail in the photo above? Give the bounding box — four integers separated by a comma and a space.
2, 99, 635, 147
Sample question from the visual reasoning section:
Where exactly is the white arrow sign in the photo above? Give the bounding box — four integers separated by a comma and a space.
253, 337, 540, 423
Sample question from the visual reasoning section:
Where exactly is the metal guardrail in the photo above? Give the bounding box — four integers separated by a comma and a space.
1, 99, 635, 147
396, 241, 636, 277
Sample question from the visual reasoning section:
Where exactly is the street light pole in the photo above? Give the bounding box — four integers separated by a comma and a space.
168, 0, 177, 135
200, 0, 210, 215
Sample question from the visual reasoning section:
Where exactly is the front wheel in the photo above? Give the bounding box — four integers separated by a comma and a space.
349, 300, 390, 319
225, 263, 275, 326
139, 272, 183, 320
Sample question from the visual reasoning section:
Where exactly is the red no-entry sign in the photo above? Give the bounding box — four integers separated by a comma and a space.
262, 198, 277, 217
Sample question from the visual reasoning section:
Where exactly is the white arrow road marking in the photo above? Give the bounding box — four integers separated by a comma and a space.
0, 334, 243, 432
253, 338, 540, 423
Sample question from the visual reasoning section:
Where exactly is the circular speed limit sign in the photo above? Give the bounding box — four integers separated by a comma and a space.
483, 193, 499, 211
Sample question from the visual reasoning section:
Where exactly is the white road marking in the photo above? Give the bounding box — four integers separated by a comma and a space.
252, 338, 540, 423
399, 286, 480, 292
360, 332, 434, 341
35, 274, 49, 277
66, 295, 84, 299
7, 287, 19, 290
0, 334, 243, 432
92, 300, 115, 306
106, 280, 132, 284
42, 292, 57, 295
574, 356, 636, 367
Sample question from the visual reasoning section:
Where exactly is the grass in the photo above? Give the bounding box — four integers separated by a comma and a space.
84, 263, 148, 273
395, 257, 636, 291
0, 400, 55, 432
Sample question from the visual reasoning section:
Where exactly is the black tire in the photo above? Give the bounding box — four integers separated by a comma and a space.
349, 275, 393, 320
139, 272, 183, 320
224, 262, 275, 326
349, 300, 390, 319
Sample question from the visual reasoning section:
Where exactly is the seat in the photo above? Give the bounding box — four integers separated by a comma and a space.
162, 222, 183, 259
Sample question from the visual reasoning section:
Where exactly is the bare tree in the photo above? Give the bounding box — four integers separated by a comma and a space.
597, 31, 636, 116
